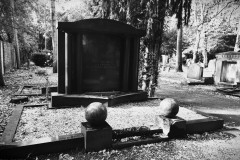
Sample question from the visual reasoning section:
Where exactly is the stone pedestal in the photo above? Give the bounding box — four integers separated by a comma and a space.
155, 115, 186, 138
81, 122, 112, 152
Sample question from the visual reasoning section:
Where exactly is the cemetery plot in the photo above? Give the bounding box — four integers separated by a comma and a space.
12, 99, 207, 142
0, 99, 224, 158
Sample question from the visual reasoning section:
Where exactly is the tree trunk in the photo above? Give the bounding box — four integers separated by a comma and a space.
0, 42, 4, 86
126, 0, 131, 24
44, 8, 48, 50
202, 24, 208, 67
176, 25, 183, 72
0, 69, 4, 86
234, 18, 240, 52
44, 36, 48, 50
51, 0, 57, 73
192, 0, 201, 63
10, 0, 20, 69
142, 47, 149, 91
201, 3, 208, 67
193, 28, 201, 63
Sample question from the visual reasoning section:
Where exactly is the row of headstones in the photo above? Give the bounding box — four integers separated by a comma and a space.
187, 59, 216, 82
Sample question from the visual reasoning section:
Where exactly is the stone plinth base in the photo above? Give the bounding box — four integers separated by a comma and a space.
155, 115, 186, 138
81, 122, 112, 152
51, 91, 148, 108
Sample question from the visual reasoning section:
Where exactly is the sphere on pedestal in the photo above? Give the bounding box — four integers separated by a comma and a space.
85, 102, 107, 126
159, 98, 179, 118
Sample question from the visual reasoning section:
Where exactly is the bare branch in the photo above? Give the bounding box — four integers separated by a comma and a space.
228, 4, 240, 26
197, 1, 233, 27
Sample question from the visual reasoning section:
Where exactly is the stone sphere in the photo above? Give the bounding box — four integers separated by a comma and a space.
85, 102, 107, 126
159, 98, 179, 118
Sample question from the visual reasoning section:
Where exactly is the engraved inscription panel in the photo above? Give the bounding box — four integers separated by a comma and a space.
82, 33, 122, 92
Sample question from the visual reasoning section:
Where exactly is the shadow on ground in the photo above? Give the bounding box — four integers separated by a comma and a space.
207, 113, 240, 126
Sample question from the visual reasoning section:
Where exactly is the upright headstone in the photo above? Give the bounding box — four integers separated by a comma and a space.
187, 63, 203, 80
203, 59, 216, 78
51, 19, 147, 107
208, 59, 216, 73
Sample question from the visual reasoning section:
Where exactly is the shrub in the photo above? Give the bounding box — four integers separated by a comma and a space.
31, 52, 47, 67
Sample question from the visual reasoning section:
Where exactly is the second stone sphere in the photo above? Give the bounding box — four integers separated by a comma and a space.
159, 98, 179, 118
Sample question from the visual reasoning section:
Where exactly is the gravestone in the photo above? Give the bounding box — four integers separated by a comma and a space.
208, 59, 216, 73
51, 19, 147, 107
203, 59, 216, 77
187, 63, 203, 80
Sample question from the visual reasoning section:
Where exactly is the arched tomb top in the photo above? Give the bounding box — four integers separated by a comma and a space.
58, 18, 145, 37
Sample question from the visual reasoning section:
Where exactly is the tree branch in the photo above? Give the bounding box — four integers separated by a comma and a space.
228, 4, 240, 26
197, 1, 233, 27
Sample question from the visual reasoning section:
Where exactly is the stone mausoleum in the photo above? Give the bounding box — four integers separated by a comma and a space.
51, 19, 147, 108
215, 51, 240, 85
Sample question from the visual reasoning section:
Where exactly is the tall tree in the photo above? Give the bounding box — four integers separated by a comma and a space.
192, 0, 200, 63
51, 0, 57, 73
175, 0, 184, 72
200, 2, 208, 67
234, 17, 240, 52
0, 43, 4, 86
10, 0, 20, 68
176, 24, 183, 72
89, 0, 192, 96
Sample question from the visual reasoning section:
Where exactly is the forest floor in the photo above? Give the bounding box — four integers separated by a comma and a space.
0, 66, 240, 160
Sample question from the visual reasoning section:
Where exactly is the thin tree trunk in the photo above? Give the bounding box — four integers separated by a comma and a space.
201, 3, 208, 67
0, 42, 4, 86
44, 8, 48, 50
142, 47, 149, 91
193, 28, 201, 63
51, 0, 57, 73
202, 24, 208, 67
0, 69, 4, 86
176, 25, 183, 72
10, 0, 20, 69
126, 0, 131, 24
234, 18, 240, 52
44, 36, 48, 50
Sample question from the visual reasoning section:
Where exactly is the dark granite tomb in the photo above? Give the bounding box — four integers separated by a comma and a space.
51, 19, 147, 107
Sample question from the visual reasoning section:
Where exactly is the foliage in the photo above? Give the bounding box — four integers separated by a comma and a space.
0, 0, 41, 65
31, 52, 47, 67
161, 28, 190, 56
209, 34, 236, 55
183, 0, 240, 58
87, 0, 192, 96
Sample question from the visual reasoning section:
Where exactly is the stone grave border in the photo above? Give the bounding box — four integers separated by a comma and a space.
14, 85, 42, 96
0, 103, 224, 159
14, 85, 58, 96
